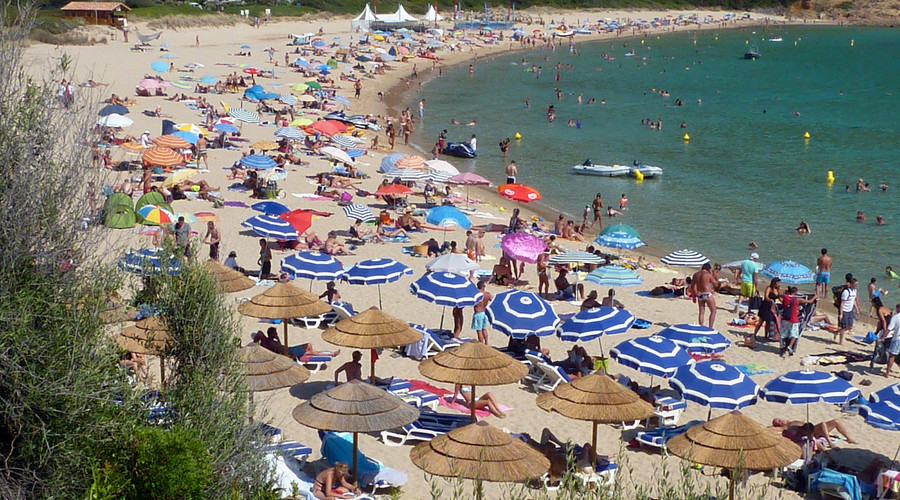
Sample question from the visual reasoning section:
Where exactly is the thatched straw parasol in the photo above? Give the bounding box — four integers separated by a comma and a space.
536, 372, 654, 467
322, 307, 423, 383
98, 296, 137, 324
205, 259, 255, 293
410, 420, 549, 500
238, 282, 332, 354
292, 379, 419, 481
240, 344, 309, 392
667, 410, 802, 500
418, 342, 527, 422
115, 317, 171, 385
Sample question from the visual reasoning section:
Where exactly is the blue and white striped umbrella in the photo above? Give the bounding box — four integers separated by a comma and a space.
251, 201, 290, 216
118, 248, 181, 275
411, 272, 483, 307
426, 205, 471, 229
761, 370, 859, 405
279, 94, 298, 106
548, 251, 604, 265
343, 258, 413, 309
584, 265, 643, 287
342, 204, 375, 222
861, 384, 900, 431
171, 130, 199, 144
213, 122, 239, 134
610, 335, 693, 377
761, 260, 816, 284
656, 324, 731, 353
241, 215, 299, 240
274, 127, 304, 140
660, 249, 709, 267
281, 251, 345, 281
390, 168, 427, 182
228, 107, 261, 124
426, 170, 454, 183
557, 306, 635, 343
485, 290, 560, 339
331, 135, 357, 149
332, 95, 351, 106
670, 361, 759, 410
240, 154, 277, 169
594, 231, 646, 250
342, 258, 412, 286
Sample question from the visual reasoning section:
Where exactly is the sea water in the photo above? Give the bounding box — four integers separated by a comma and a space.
410, 25, 900, 286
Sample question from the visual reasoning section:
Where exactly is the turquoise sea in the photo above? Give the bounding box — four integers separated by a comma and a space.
408, 25, 900, 287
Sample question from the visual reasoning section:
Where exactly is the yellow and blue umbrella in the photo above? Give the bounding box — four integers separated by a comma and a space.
137, 204, 176, 225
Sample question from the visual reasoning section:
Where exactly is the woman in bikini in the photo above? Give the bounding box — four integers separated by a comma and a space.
751, 277, 782, 344
312, 462, 359, 499
449, 384, 506, 418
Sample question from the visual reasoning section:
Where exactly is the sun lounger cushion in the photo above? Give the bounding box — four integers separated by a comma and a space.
320, 431, 408, 488
636, 420, 704, 451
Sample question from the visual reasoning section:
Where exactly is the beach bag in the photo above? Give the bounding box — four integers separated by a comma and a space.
748, 295, 763, 311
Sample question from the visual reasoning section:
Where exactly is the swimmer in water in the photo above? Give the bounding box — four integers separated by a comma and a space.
856, 211, 867, 222
877, 215, 886, 225
466, 120, 477, 126
450, 119, 460, 125
881, 182, 888, 191
887, 266, 899, 279
796, 221, 811, 234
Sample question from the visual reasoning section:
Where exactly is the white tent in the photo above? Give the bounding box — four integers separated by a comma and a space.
378, 4, 417, 23
422, 5, 443, 22
351, 3, 377, 32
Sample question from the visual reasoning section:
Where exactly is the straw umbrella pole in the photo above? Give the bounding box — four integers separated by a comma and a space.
322, 307, 423, 384
536, 372, 654, 467
410, 420, 549, 500
418, 342, 527, 423
238, 282, 332, 355
115, 317, 170, 385
292, 379, 419, 482
666, 410, 801, 500
205, 259, 255, 293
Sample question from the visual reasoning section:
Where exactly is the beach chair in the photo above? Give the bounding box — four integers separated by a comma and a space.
296, 353, 332, 374
266, 440, 313, 469
422, 331, 462, 358
635, 420, 703, 456
614, 376, 643, 430
320, 431, 408, 493
534, 363, 573, 393
382, 378, 412, 393
574, 460, 619, 489
810, 467, 873, 500
524, 350, 551, 385
380, 410, 467, 446
257, 422, 283, 443
390, 387, 439, 410
646, 396, 687, 428
267, 450, 374, 500
295, 301, 355, 329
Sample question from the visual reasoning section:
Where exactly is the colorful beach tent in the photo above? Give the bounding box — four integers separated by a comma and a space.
103, 192, 136, 229
134, 192, 172, 225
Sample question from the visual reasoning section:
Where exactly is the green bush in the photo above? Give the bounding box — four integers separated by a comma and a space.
129, 425, 213, 499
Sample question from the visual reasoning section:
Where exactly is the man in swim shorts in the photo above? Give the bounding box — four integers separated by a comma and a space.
734, 253, 760, 314
472, 281, 491, 344
816, 248, 832, 299
690, 263, 717, 328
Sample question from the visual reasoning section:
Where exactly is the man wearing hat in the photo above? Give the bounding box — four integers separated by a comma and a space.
734, 252, 761, 314
139, 130, 152, 148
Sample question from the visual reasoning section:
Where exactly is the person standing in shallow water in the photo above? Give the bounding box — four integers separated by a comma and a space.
590, 193, 603, 230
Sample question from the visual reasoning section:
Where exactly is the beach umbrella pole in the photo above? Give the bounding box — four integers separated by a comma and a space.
377, 285, 383, 310
439, 306, 446, 331
370, 349, 376, 385
160, 355, 166, 386
353, 431, 359, 487
591, 421, 598, 469
283, 320, 289, 355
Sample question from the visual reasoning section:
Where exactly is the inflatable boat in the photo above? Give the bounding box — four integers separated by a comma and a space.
442, 142, 476, 158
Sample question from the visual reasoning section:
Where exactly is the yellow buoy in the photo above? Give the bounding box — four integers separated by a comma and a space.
683, 133, 691, 141
634, 169, 644, 181
715, 36, 718, 41
794, 41, 797, 46
514, 132, 521, 140
693, 39, 697, 45
498, 206, 506, 212
803, 131, 811, 139
746, 40, 749, 45
851, 39, 854, 47
641, 39, 645, 45
826, 170, 835, 183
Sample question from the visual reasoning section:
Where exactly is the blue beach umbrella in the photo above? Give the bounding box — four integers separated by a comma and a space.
379, 152, 406, 173
342, 204, 375, 223
150, 61, 169, 73
171, 130, 199, 144
118, 248, 181, 275
594, 231, 645, 250
411, 272, 482, 308
241, 215, 299, 240
98, 104, 129, 116
251, 201, 290, 216
660, 249, 709, 268
275, 127, 304, 140
279, 94, 299, 106
228, 107, 261, 125
240, 154, 277, 169
160, 53, 178, 59
342, 258, 413, 309
599, 223, 640, 237
861, 383, 900, 431
760, 369, 860, 421
294, 58, 309, 67
610, 335, 693, 378
485, 289, 560, 339
656, 324, 731, 354
584, 265, 643, 287
346, 149, 365, 159
426, 205, 471, 229
332, 95, 351, 106
213, 122, 239, 134
548, 251, 604, 266
331, 135, 358, 149
557, 306, 635, 343
670, 361, 759, 410
281, 251, 345, 289
241, 44, 251, 49
761, 260, 816, 284
200, 76, 217, 84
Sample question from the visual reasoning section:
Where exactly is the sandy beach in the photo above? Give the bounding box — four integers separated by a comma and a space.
25, 9, 893, 498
